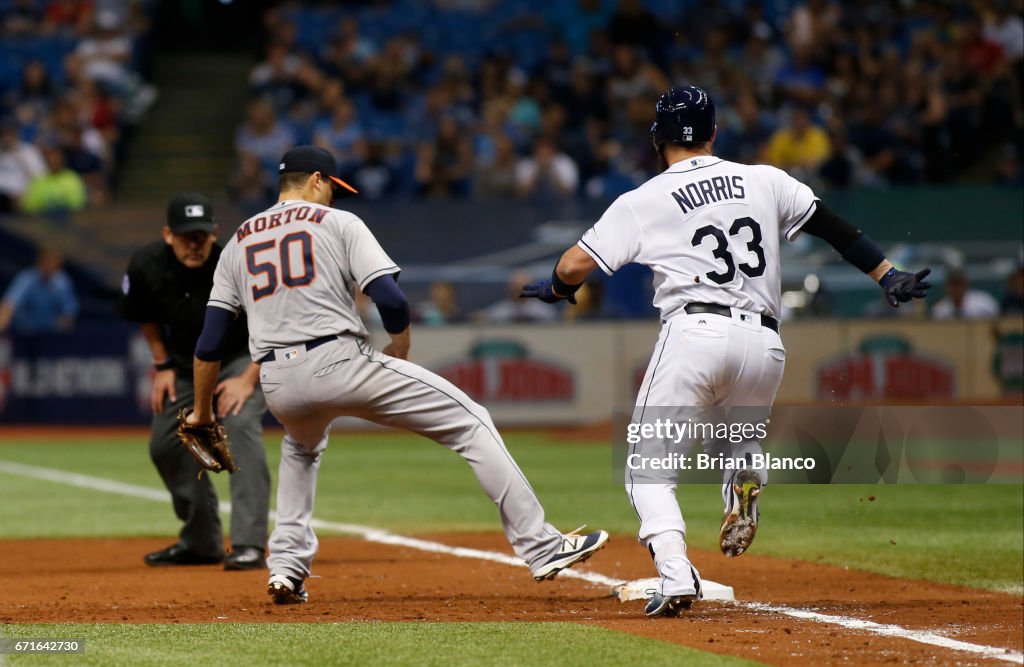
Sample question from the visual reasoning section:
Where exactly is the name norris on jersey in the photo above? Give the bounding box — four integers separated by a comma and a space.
671, 175, 745, 214
236, 206, 327, 241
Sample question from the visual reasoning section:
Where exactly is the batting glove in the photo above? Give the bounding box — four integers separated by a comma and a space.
520, 279, 577, 305
879, 267, 932, 307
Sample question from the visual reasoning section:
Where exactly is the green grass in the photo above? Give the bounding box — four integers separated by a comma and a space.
0, 432, 1021, 591
0, 623, 760, 667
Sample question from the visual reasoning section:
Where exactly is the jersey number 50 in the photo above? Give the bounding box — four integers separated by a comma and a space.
245, 232, 316, 300
691, 217, 766, 285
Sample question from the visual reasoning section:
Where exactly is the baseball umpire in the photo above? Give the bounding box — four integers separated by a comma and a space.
118, 193, 271, 570
522, 86, 931, 616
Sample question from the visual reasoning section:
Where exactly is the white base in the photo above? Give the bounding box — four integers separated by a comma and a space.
613, 577, 734, 602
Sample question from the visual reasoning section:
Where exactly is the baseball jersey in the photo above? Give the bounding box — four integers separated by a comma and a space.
208, 199, 399, 359
578, 155, 817, 320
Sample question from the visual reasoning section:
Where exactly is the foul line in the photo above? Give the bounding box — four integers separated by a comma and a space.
1, 459, 1021, 664
742, 603, 1023, 664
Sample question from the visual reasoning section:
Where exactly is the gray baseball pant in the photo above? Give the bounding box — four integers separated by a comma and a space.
260, 336, 563, 581
149, 355, 271, 555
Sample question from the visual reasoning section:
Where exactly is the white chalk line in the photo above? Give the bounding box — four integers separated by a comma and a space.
1, 459, 1021, 664
742, 603, 1023, 664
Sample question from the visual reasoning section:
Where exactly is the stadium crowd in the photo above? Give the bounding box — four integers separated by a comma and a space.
231, 0, 1023, 207
0, 0, 154, 214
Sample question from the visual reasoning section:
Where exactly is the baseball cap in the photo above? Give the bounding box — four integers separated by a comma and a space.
278, 145, 358, 196
166, 192, 216, 233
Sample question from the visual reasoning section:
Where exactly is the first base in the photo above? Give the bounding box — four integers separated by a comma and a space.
612, 577, 734, 602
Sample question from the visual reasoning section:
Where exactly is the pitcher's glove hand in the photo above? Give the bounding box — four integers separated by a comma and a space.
176, 408, 238, 475
880, 267, 932, 307
520, 279, 577, 305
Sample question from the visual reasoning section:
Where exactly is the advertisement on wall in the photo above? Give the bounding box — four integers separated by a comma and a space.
0, 318, 1019, 425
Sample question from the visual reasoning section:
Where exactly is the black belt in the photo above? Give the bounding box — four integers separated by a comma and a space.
683, 303, 779, 333
258, 335, 337, 364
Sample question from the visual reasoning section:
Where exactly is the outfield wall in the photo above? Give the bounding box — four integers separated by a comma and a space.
1, 318, 1020, 426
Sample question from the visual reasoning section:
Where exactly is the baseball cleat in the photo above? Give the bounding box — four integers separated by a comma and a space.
719, 469, 762, 557
267, 573, 308, 605
644, 592, 697, 617
143, 543, 223, 567
225, 546, 266, 571
532, 527, 609, 581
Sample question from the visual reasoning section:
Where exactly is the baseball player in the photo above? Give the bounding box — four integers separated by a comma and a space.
118, 193, 271, 570
185, 146, 608, 604
521, 86, 931, 617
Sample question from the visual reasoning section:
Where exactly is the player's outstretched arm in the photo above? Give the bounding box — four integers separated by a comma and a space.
191, 305, 235, 423
519, 246, 598, 304
799, 202, 932, 308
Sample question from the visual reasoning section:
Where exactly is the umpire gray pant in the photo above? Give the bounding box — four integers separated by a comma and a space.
150, 355, 271, 556
260, 335, 563, 582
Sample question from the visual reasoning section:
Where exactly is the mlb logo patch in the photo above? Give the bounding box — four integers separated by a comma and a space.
284, 349, 300, 360
184, 205, 205, 218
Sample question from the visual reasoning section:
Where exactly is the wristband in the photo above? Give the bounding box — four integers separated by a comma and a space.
551, 270, 583, 298
153, 359, 175, 371
878, 267, 898, 287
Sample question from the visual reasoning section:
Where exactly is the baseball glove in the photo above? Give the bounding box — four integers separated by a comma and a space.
176, 408, 238, 475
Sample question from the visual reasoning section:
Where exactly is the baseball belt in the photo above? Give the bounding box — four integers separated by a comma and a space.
258, 335, 338, 364
683, 302, 780, 333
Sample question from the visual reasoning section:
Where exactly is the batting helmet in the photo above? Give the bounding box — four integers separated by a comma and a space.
650, 86, 716, 151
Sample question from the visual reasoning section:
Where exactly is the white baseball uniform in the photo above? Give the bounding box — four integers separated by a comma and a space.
209, 199, 563, 581
578, 155, 816, 544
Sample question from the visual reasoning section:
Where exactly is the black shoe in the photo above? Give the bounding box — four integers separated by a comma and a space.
644, 592, 697, 617
144, 543, 224, 567
224, 546, 266, 571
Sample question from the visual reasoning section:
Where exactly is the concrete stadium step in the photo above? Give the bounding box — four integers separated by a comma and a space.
117, 51, 252, 203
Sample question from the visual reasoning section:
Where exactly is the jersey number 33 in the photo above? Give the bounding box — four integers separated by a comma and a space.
691, 217, 766, 285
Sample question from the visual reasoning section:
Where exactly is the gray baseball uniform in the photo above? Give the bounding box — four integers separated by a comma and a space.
209, 199, 563, 581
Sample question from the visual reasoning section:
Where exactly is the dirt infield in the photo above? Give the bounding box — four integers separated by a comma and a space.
2, 535, 1020, 665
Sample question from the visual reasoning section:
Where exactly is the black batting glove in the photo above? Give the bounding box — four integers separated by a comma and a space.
879, 267, 932, 307
520, 279, 577, 305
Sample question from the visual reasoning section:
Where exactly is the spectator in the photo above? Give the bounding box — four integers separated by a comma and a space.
236, 98, 295, 175
1000, 266, 1024, 315
249, 44, 302, 111
478, 270, 558, 323
5, 60, 56, 130
2, 0, 43, 36
515, 137, 579, 201
715, 93, 773, 165
544, 0, 615, 56
416, 282, 463, 325
75, 10, 132, 92
993, 142, 1023, 185
229, 152, 275, 215
774, 45, 827, 106
349, 140, 401, 200
931, 269, 1000, 320
415, 115, 473, 198
312, 97, 365, 169
0, 117, 46, 212
42, 0, 92, 36
562, 280, 603, 322
764, 107, 830, 178
474, 132, 519, 199
0, 248, 78, 334
607, 0, 662, 62
21, 144, 87, 214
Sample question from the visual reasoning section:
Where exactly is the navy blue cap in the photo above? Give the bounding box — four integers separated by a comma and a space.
279, 145, 358, 195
